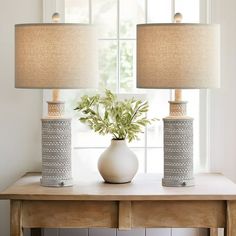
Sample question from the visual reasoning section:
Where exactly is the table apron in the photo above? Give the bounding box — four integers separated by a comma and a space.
19, 200, 226, 230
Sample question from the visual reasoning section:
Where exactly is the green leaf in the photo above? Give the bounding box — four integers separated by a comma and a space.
74, 90, 158, 142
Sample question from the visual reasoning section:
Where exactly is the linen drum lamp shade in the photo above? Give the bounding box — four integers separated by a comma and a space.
15, 23, 98, 89
137, 24, 220, 89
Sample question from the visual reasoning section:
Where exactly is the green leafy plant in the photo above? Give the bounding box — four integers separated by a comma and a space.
74, 90, 157, 142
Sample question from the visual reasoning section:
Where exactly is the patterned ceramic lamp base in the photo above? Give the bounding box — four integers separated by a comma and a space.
162, 118, 194, 187
41, 118, 73, 187
162, 177, 195, 187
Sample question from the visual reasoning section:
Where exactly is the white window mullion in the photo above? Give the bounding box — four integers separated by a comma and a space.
171, 0, 175, 21
200, 0, 211, 24
145, 0, 148, 23
117, 0, 120, 94
89, 0, 92, 24
144, 0, 148, 174
199, 0, 211, 172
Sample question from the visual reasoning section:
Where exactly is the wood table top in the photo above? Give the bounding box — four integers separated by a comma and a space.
1, 172, 236, 201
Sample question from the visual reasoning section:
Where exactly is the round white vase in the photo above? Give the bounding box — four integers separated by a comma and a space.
98, 139, 138, 184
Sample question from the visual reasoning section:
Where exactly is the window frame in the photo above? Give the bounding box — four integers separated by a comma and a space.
43, 0, 211, 172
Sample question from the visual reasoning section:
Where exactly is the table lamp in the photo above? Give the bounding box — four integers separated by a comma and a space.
15, 13, 98, 187
137, 13, 220, 187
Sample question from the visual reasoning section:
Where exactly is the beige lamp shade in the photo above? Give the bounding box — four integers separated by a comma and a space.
15, 24, 98, 89
137, 24, 220, 89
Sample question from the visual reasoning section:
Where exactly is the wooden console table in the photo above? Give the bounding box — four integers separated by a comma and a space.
1, 172, 236, 236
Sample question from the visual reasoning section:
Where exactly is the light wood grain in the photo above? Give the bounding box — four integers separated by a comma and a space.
20, 200, 227, 229
132, 201, 226, 228
119, 201, 132, 230
10, 200, 23, 236
22, 200, 118, 228
226, 201, 236, 236
1, 173, 236, 201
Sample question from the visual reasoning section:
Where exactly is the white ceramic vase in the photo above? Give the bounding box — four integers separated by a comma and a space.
98, 139, 138, 183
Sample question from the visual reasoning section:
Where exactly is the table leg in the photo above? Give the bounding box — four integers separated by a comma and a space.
10, 200, 23, 236
226, 201, 236, 236
31, 228, 42, 236
119, 201, 132, 230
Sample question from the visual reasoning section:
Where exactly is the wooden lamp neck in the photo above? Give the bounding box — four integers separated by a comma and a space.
175, 89, 182, 102
52, 89, 60, 102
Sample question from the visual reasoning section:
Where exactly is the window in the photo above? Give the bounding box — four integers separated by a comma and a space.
57, 0, 202, 176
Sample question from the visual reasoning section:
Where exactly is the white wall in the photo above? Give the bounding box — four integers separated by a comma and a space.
210, 0, 236, 182
0, 0, 42, 235
0, 0, 234, 236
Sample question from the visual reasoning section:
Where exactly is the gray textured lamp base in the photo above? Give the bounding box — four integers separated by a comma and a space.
162, 116, 194, 187
162, 177, 194, 187
41, 118, 73, 187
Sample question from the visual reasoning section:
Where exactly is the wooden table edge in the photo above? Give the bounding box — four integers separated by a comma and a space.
1, 194, 236, 201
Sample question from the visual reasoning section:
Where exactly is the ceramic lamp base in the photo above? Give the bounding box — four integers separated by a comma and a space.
162, 117, 194, 187
41, 118, 73, 187
162, 177, 194, 187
